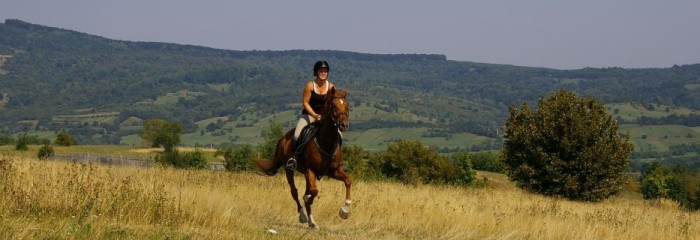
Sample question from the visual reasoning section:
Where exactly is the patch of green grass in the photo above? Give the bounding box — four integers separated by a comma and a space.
620, 124, 700, 152
343, 127, 493, 151
119, 116, 143, 131
607, 103, 699, 122
207, 83, 231, 91
154, 91, 206, 105
351, 105, 434, 123
194, 116, 229, 129
685, 84, 700, 90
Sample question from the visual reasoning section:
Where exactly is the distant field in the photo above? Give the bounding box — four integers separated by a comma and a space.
620, 124, 700, 152
18, 101, 695, 154
607, 102, 699, 122
120, 106, 463, 150
51, 112, 120, 123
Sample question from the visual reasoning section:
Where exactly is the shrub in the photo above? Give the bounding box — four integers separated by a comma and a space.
641, 163, 674, 200
216, 144, 254, 172
641, 163, 700, 210
342, 144, 381, 180
37, 144, 55, 159
373, 140, 455, 185
256, 121, 284, 160
54, 130, 76, 146
15, 134, 30, 151
452, 151, 478, 186
470, 151, 506, 173
0, 134, 14, 145
501, 90, 634, 201
154, 149, 207, 169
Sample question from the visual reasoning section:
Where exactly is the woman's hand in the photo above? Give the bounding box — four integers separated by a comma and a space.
315, 114, 322, 121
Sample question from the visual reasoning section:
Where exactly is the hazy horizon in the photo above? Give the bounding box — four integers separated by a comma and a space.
2, 0, 700, 70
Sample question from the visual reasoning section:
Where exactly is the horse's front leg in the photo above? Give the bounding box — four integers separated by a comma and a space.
332, 168, 352, 219
303, 170, 319, 229
285, 169, 307, 223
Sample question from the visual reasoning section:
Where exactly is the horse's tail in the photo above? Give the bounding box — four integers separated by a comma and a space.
255, 132, 292, 176
254, 158, 281, 176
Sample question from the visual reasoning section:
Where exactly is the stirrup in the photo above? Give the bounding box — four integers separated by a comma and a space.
286, 157, 297, 170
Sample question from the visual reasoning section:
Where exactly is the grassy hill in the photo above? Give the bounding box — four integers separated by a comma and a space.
2, 19, 700, 157
2, 151, 698, 239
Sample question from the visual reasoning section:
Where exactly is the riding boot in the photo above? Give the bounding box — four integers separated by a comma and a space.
286, 140, 299, 170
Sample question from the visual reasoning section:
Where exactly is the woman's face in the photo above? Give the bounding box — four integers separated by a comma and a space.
317, 68, 328, 80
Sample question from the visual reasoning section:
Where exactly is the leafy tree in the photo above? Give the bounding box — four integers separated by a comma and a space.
640, 163, 674, 199
139, 118, 182, 152
641, 163, 700, 210
471, 151, 506, 173
54, 130, 76, 146
216, 144, 254, 171
15, 133, 30, 151
670, 169, 700, 210
501, 89, 634, 201
452, 151, 478, 186
256, 121, 284, 160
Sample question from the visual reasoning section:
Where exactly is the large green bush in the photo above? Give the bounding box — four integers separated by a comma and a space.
372, 140, 457, 185
501, 89, 634, 201
641, 163, 700, 210
37, 144, 55, 159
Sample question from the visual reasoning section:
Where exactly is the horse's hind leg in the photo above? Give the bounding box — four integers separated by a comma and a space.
285, 169, 307, 223
332, 168, 352, 219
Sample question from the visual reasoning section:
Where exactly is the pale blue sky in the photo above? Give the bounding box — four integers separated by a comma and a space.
2, 0, 699, 69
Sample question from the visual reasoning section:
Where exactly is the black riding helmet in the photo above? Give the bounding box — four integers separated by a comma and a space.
313, 60, 330, 76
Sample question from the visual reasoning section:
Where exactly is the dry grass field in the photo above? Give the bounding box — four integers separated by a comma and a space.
1, 152, 699, 239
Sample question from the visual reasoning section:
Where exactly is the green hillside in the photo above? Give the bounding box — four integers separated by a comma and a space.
2, 19, 700, 156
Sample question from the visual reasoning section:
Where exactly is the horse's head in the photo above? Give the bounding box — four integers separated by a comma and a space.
322, 87, 350, 132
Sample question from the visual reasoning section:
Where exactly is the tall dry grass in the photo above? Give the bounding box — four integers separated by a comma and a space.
1, 152, 699, 239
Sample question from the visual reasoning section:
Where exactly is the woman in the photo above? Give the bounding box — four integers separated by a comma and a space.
287, 60, 334, 170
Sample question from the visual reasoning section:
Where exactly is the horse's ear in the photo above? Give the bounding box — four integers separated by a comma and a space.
336, 88, 347, 98
329, 86, 336, 95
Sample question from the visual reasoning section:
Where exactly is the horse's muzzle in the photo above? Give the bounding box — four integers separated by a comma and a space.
339, 122, 349, 132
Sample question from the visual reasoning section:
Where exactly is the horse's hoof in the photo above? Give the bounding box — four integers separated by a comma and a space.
308, 223, 318, 229
299, 214, 308, 223
339, 206, 350, 219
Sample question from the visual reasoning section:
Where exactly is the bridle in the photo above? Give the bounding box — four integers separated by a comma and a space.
315, 95, 350, 160
326, 96, 350, 132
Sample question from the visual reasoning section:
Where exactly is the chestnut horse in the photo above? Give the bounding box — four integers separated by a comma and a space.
255, 87, 351, 229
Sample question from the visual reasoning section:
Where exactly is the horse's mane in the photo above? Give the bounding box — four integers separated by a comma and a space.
324, 87, 347, 103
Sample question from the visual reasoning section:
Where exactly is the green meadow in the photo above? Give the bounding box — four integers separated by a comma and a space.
16, 102, 700, 156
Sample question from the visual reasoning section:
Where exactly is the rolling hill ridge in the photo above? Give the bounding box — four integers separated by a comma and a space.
1, 19, 699, 150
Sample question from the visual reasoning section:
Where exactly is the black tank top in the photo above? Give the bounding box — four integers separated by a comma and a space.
302, 81, 329, 115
